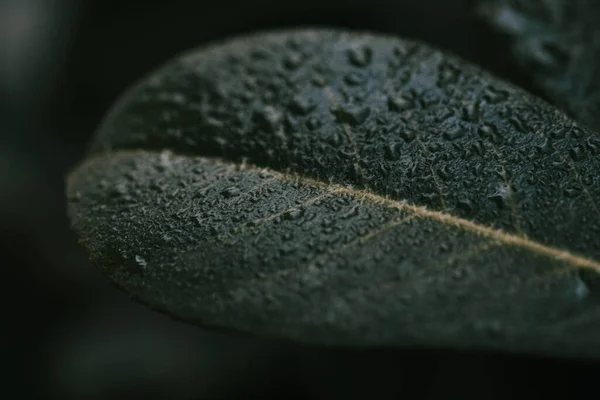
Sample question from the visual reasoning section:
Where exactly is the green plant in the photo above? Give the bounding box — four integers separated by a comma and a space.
67, 28, 600, 359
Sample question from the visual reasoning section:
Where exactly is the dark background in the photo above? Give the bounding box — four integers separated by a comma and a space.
1, 0, 597, 398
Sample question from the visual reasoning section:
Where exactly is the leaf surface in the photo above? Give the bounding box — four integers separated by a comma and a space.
67, 29, 600, 357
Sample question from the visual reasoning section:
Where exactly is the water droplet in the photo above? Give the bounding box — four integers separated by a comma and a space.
509, 116, 529, 133
282, 232, 294, 241
478, 123, 501, 143
437, 165, 451, 181
428, 142, 441, 152
221, 186, 241, 198
306, 116, 322, 131
457, 195, 474, 213
535, 137, 553, 154
344, 72, 364, 86
483, 86, 509, 104
487, 183, 510, 208
109, 183, 128, 198
472, 141, 485, 157
341, 205, 360, 219
451, 268, 466, 281
311, 73, 327, 87
347, 45, 373, 67
135, 255, 147, 270
574, 275, 590, 300
155, 151, 174, 172
384, 143, 402, 160
577, 269, 600, 296
569, 146, 584, 161
397, 260, 416, 279
586, 137, 600, 152
283, 52, 303, 70
443, 126, 466, 140
332, 105, 370, 126
528, 37, 570, 70
252, 106, 282, 133
437, 60, 460, 85
421, 192, 441, 206
462, 102, 480, 122
398, 128, 416, 142
250, 48, 270, 60
320, 217, 334, 228
289, 95, 316, 115
283, 208, 304, 221
563, 185, 582, 198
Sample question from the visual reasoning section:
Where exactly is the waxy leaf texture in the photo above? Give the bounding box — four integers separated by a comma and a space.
68, 29, 600, 358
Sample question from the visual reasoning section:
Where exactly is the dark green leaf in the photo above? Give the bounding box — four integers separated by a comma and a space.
476, 0, 600, 130
67, 29, 600, 358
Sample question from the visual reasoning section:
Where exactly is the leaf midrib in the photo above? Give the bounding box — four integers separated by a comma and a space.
78, 149, 600, 274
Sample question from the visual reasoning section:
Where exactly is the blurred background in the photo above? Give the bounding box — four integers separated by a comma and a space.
1, 0, 597, 398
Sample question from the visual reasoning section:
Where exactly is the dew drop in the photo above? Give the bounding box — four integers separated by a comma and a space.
437, 60, 460, 85
437, 165, 451, 181
347, 45, 373, 67
320, 217, 334, 228
478, 123, 501, 143
577, 269, 600, 297
451, 268, 467, 281
509, 116, 529, 133
332, 105, 370, 126
250, 48, 270, 60
421, 192, 440, 206
586, 137, 600, 152
574, 275, 590, 300
462, 102, 480, 122
311, 73, 327, 87
135, 255, 147, 270
457, 195, 474, 213
483, 86, 509, 104
569, 146, 584, 161
341, 205, 360, 219
282, 232, 294, 241
397, 260, 416, 280
384, 143, 402, 161
221, 186, 241, 198
535, 137, 554, 154
563, 185, 582, 198
283, 208, 304, 221
283, 51, 303, 70
439, 242, 451, 252
487, 183, 510, 208
289, 95, 316, 115
443, 126, 466, 140
252, 105, 282, 133
399, 128, 417, 142
344, 72, 364, 86
387, 95, 412, 112
306, 116, 322, 131
109, 183, 129, 198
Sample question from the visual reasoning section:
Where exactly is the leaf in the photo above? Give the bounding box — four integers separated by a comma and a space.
67, 29, 600, 358
476, 0, 600, 131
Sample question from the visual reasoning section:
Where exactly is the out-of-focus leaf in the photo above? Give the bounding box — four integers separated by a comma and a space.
476, 0, 600, 130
